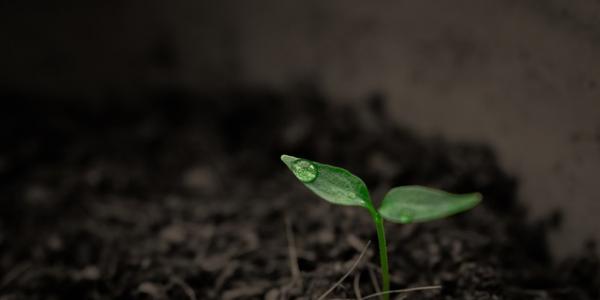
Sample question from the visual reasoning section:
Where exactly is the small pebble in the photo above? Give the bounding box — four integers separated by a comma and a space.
159, 224, 186, 244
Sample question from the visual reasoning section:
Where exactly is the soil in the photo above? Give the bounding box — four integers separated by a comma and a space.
0, 86, 598, 300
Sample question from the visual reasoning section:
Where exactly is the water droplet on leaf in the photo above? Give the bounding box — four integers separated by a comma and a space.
291, 159, 318, 183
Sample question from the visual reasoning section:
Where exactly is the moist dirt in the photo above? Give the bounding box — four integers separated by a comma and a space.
0, 88, 598, 299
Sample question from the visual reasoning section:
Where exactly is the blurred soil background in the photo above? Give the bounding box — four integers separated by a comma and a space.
2, 0, 600, 255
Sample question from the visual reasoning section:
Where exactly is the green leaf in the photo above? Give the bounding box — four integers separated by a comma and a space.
378, 186, 481, 224
281, 154, 371, 207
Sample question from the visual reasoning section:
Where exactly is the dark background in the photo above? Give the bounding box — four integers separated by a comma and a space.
2, 0, 600, 258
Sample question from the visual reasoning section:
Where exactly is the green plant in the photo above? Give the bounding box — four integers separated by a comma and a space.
280, 154, 482, 299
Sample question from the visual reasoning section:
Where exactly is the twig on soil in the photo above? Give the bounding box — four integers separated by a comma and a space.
329, 285, 440, 300
358, 285, 442, 300
353, 272, 362, 300
285, 216, 302, 283
366, 266, 382, 300
0, 263, 31, 289
215, 261, 239, 292
169, 277, 197, 300
318, 240, 371, 300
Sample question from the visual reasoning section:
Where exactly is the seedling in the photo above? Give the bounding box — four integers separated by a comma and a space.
281, 154, 481, 299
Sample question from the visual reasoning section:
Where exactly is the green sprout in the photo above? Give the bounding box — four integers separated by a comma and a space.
281, 154, 482, 299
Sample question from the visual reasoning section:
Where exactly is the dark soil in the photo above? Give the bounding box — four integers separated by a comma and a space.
0, 87, 598, 300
